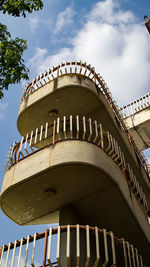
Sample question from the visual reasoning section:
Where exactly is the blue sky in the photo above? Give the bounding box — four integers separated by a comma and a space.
0, 0, 150, 252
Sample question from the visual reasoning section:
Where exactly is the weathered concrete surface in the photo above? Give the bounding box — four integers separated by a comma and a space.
16, 74, 150, 209
0, 141, 150, 261
124, 107, 150, 151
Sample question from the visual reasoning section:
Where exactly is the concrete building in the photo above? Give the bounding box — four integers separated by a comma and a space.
0, 61, 150, 266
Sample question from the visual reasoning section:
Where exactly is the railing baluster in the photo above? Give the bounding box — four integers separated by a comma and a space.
93, 227, 100, 267
24, 235, 30, 267
57, 118, 60, 140
40, 125, 43, 141
88, 118, 92, 141
93, 121, 98, 143
135, 248, 140, 267
70, 116, 73, 138
76, 115, 79, 139
5, 242, 11, 267
24, 133, 29, 155
121, 238, 128, 267
17, 137, 24, 162
57, 226, 61, 267
53, 120, 56, 145
83, 116, 86, 139
29, 131, 34, 147
66, 225, 70, 267
31, 233, 37, 267
11, 240, 17, 267
85, 225, 90, 267
34, 128, 38, 144
63, 116, 67, 139
45, 122, 48, 139
17, 238, 23, 267
103, 229, 109, 267
47, 228, 52, 267
0, 245, 4, 267
98, 124, 103, 148
110, 232, 116, 266
126, 242, 132, 267
76, 224, 80, 267
130, 245, 136, 267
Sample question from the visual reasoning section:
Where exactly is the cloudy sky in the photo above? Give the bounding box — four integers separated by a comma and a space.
0, 0, 150, 262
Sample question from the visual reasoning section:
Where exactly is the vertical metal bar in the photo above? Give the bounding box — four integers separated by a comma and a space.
82, 116, 86, 139
126, 242, 132, 267
88, 118, 92, 141
0, 245, 4, 267
93, 227, 100, 267
53, 120, 56, 145
40, 125, 43, 141
120, 239, 128, 267
11, 240, 17, 267
139, 255, 143, 267
98, 124, 104, 148
57, 118, 60, 140
85, 225, 90, 267
17, 137, 24, 161
45, 122, 48, 139
31, 233, 37, 267
24, 133, 29, 155
63, 116, 67, 139
34, 128, 38, 144
103, 229, 109, 267
130, 245, 136, 267
76, 116, 79, 139
5, 242, 11, 267
57, 226, 61, 267
93, 121, 98, 143
75, 61, 77, 73
43, 230, 48, 267
110, 232, 116, 267
70, 115, 73, 138
17, 238, 23, 267
24, 235, 30, 267
135, 249, 140, 267
66, 225, 70, 267
47, 228, 53, 267
29, 130, 33, 147
76, 224, 80, 267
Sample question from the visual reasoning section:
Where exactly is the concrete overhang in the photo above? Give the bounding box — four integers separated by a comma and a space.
0, 140, 150, 259
17, 75, 104, 136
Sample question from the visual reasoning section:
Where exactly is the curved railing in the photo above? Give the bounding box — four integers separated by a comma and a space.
119, 93, 150, 118
4, 116, 148, 216
0, 224, 147, 267
19, 61, 150, 184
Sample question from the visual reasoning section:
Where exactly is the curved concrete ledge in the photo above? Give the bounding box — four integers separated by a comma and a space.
0, 141, 150, 257
17, 75, 103, 136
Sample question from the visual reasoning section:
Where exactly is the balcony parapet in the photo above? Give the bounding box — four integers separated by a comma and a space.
0, 225, 148, 266
20, 61, 150, 182
4, 116, 148, 216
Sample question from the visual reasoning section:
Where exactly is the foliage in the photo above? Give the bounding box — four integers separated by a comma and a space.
0, 0, 43, 17
0, 23, 29, 99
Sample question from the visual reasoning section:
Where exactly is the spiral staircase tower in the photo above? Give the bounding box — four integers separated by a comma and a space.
0, 61, 150, 266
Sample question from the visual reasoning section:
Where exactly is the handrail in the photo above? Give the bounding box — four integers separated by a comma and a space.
19, 60, 150, 184
119, 93, 150, 118
0, 225, 147, 267
4, 116, 148, 216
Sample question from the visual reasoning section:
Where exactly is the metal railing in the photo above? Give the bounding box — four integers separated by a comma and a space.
19, 61, 150, 183
4, 116, 148, 216
119, 93, 150, 119
0, 225, 147, 267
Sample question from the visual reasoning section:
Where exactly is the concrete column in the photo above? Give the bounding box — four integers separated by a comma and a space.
59, 204, 97, 267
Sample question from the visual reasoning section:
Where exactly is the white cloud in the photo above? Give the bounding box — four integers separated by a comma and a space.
28, 17, 38, 33
0, 103, 8, 120
28, 0, 150, 105
55, 6, 74, 33
28, 47, 48, 75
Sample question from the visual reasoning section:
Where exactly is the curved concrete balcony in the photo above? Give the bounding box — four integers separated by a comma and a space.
17, 61, 150, 190
0, 225, 149, 266
1, 117, 150, 256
